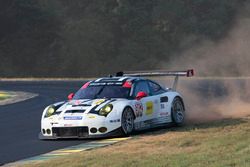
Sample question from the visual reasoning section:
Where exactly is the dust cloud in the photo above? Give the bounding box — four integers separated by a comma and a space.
179, 79, 250, 123
160, 2, 250, 123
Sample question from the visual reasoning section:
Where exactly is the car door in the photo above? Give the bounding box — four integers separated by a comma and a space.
132, 80, 158, 123
148, 80, 171, 122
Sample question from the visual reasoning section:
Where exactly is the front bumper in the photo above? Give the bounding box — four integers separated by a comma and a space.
40, 112, 122, 139
38, 127, 122, 140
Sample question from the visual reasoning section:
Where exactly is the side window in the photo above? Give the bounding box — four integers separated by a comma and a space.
148, 81, 165, 95
133, 81, 150, 97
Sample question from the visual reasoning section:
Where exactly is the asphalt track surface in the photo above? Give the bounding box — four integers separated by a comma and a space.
0, 80, 89, 165
0, 79, 249, 165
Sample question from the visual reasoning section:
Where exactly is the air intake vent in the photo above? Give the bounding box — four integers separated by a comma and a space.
52, 127, 89, 137
65, 110, 85, 113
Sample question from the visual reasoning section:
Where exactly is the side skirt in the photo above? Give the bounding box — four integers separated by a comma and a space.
134, 116, 172, 131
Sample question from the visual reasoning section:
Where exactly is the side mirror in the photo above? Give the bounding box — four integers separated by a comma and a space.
136, 91, 147, 100
68, 93, 74, 100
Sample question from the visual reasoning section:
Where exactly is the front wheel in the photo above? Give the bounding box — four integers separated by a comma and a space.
171, 97, 185, 126
121, 107, 134, 135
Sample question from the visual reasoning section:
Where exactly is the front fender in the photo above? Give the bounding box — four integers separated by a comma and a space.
41, 101, 66, 119
106, 100, 134, 119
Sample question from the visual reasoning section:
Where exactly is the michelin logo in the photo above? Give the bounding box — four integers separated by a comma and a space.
63, 116, 83, 120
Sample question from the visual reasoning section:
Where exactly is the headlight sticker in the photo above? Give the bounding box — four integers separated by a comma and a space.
93, 99, 106, 105
88, 115, 96, 119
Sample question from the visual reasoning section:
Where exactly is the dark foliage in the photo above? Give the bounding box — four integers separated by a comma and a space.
0, 0, 246, 77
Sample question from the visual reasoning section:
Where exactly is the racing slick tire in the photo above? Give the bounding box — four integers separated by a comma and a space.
121, 107, 135, 136
171, 97, 185, 126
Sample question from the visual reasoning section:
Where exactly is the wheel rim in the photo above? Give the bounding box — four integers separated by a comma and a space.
122, 108, 134, 134
173, 100, 184, 123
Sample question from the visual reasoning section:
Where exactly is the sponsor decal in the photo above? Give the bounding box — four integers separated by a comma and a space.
134, 102, 143, 117
50, 122, 58, 125
72, 100, 93, 107
146, 101, 154, 115
107, 82, 123, 86
90, 82, 123, 86
88, 115, 96, 119
63, 116, 82, 120
68, 100, 81, 106
160, 103, 165, 109
75, 100, 81, 105
109, 119, 120, 123
93, 99, 106, 105
90, 82, 106, 86
160, 112, 169, 116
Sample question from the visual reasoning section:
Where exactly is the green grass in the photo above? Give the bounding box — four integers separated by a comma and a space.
23, 117, 250, 167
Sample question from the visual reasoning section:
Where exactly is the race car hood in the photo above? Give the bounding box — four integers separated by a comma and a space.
43, 99, 115, 122
56, 99, 117, 115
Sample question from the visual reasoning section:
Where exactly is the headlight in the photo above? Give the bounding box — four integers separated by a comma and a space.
45, 105, 56, 118
99, 104, 113, 116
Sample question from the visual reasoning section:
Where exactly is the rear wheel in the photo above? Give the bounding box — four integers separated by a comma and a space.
121, 107, 134, 135
171, 97, 185, 126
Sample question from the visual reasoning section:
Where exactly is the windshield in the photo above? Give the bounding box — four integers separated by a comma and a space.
73, 85, 131, 99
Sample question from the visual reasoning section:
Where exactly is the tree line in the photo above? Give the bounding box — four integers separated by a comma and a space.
0, 0, 245, 77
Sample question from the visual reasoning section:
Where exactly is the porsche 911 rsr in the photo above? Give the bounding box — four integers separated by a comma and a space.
39, 69, 194, 139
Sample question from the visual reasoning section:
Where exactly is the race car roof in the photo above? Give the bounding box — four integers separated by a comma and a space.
93, 76, 135, 83
90, 76, 138, 85
85, 76, 139, 87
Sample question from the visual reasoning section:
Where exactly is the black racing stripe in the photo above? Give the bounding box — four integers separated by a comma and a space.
107, 99, 116, 103
88, 106, 99, 114
88, 99, 109, 114
54, 101, 66, 109
89, 99, 117, 114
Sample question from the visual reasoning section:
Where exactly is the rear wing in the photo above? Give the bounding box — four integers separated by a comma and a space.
117, 69, 194, 90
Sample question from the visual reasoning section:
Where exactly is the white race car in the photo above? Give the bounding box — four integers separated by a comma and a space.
39, 70, 194, 139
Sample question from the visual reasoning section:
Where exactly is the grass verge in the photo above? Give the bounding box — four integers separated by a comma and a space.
23, 117, 250, 167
